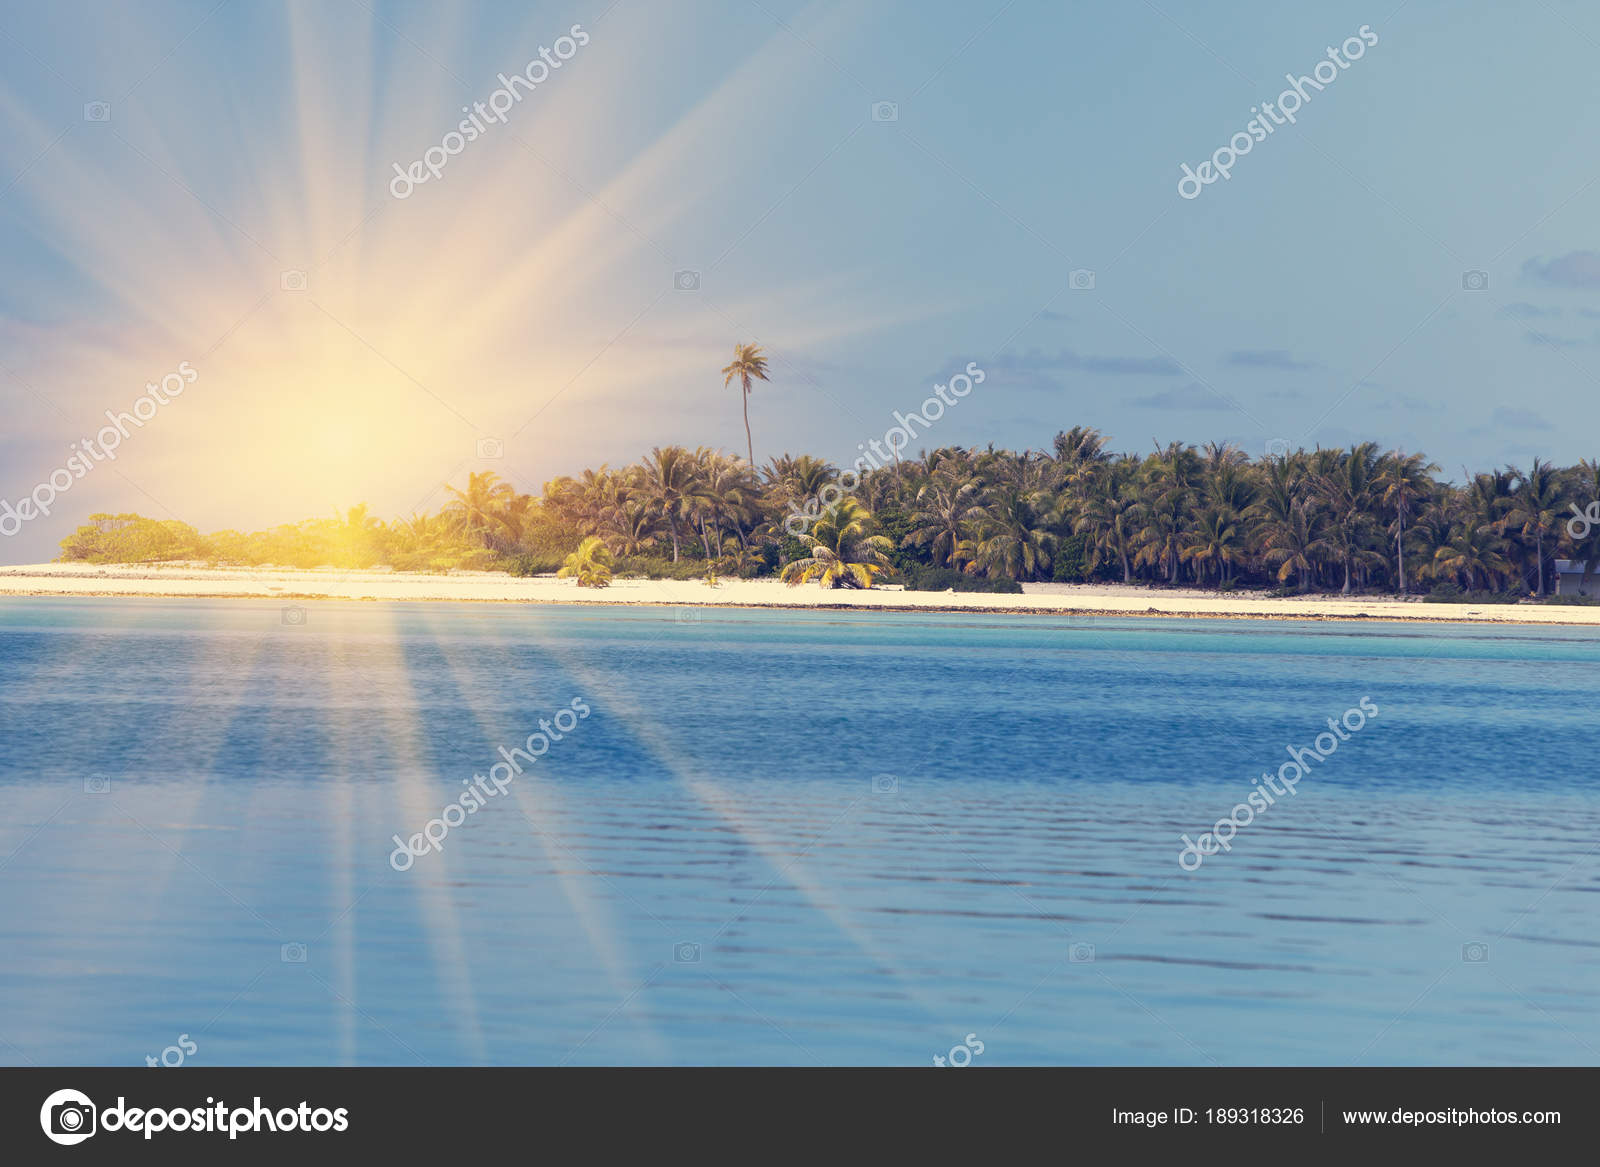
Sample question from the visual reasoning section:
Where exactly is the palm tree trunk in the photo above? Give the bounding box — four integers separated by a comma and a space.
1536, 530, 1545, 596
666, 514, 680, 562
741, 380, 754, 467
1396, 508, 1406, 596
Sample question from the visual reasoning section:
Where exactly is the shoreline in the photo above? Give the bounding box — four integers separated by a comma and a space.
1, 562, 1597, 625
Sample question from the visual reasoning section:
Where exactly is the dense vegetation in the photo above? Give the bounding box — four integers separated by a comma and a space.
57, 428, 1600, 598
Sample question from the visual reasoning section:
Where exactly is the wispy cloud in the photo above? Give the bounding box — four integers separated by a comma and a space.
1128, 382, 1233, 411
1496, 301, 1560, 319
1522, 251, 1600, 289
984, 346, 1184, 379
1223, 349, 1316, 370
1524, 330, 1582, 349
1492, 406, 1553, 430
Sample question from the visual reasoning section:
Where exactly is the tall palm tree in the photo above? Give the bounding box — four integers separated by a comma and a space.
1374, 450, 1437, 595
1504, 457, 1564, 596
1313, 443, 1382, 594
721, 343, 770, 467
780, 497, 893, 588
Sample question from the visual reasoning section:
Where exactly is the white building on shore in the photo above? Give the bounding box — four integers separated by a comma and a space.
1555, 560, 1595, 596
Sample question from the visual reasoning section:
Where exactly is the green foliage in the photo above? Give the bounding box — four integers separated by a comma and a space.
506, 553, 565, 577
58, 514, 209, 563
1051, 531, 1093, 582
612, 555, 709, 580
53, 439, 1600, 601
557, 535, 614, 587
1422, 585, 1524, 604
903, 566, 1023, 594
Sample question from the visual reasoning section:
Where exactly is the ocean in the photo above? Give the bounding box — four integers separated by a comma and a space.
2, 598, 1597, 1065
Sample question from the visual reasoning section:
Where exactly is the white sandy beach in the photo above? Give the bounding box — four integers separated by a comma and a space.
1, 561, 1596, 624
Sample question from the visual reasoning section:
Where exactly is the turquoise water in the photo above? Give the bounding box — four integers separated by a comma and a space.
2, 598, 1598, 1065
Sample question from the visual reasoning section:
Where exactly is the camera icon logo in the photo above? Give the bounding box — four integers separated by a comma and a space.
281, 942, 308, 963
84, 774, 110, 794
674, 269, 701, 291
870, 773, 898, 794
1265, 438, 1291, 459
1069, 269, 1096, 291
40, 1088, 97, 1146
871, 101, 898, 122
83, 102, 111, 122
674, 941, 701, 963
1462, 270, 1489, 291
1462, 941, 1489, 963
1069, 942, 1096, 963
281, 606, 307, 626
281, 270, 308, 292
476, 436, 504, 459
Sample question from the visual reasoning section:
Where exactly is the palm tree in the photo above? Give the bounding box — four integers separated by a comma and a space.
1181, 507, 1247, 586
1051, 426, 1110, 488
1073, 464, 1140, 583
907, 475, 982, 568
1260, 502, 1328, 591
780, 497, 893, 588
1374, 450, 1437, 595
972, 485, 1055, 580
1427, 517, 1512, 591
641, 445, 705, 562
443, 470, 516, 549
721, 343, 770, 467
1313, 443, 1382, 594
1504, 458, 1564, 596
558, 536, 614, 588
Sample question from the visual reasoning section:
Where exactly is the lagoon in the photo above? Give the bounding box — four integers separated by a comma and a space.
1, 598, 1597, 1065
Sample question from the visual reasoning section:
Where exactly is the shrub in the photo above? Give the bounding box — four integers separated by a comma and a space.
903, 566, 1022, 594
58, 514, 210, 563
557, 536, 614, 588
505, 553, 564, 577
1422, 586, 1524, 604
612, 555, 707, 580
1051, 532, 1092, 582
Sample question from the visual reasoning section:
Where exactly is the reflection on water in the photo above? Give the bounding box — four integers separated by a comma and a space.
1, 598, 1597, 1065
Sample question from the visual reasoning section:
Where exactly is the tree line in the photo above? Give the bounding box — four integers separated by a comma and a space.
57, 428, 1600, 599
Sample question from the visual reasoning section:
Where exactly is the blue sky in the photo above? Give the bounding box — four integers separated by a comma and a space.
2, 0, 1599, 561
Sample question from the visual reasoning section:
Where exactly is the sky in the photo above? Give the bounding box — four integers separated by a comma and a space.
2, 0, 1599, 563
